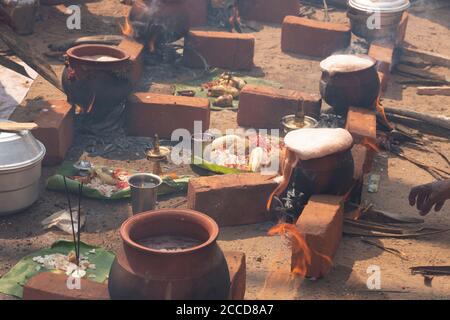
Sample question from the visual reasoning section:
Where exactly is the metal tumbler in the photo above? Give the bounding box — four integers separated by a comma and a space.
128, 173, 162, 215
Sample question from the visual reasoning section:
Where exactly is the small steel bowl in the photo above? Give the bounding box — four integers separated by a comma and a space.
281, 115, 319, 134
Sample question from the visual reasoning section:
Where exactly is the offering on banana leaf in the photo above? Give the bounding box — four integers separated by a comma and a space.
203, 72, 247, 101
70, 166, 132, 198
213, 94, 234, 107
203, 134, 283, 172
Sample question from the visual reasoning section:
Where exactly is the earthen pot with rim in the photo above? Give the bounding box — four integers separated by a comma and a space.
62, 44, 133, 119
108, 209, 231, 300
319, 54, 380, 115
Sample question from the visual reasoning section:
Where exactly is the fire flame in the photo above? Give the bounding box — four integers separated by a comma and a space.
268, 223, 332, 278
121, 16, 134, 37
375, 95, 393, 131
268, 223, 312, 278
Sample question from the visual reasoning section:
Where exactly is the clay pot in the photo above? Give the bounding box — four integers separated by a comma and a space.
128, 0, 190, 48
293, 148, 355, 198
62, 44, 133, 120
108, 209, 231, 300
319, 54, 380, 115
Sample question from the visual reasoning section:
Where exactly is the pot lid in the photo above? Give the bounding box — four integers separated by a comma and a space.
348, 0, 410, 13
320, 54, 376, 73
284, 128, 353, 161
0, 120, 46, 171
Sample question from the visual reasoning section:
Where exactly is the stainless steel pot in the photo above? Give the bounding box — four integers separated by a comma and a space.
0, 123, 46, 216
347, 0, 410, 40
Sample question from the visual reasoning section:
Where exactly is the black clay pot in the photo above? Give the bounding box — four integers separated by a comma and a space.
319, 54, 380, 115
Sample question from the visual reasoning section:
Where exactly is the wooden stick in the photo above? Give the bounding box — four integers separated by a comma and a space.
0, 122, 38, 132
417, 86, 450, 96
395, 64, 448, 82
384, 106, 450, 130
0, 24, 63, 92
403, 47, 450, 69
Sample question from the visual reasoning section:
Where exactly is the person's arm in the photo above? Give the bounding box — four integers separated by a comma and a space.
409, 179, 450, 215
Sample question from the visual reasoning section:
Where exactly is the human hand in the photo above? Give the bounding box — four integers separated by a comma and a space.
409, 180, 450, 215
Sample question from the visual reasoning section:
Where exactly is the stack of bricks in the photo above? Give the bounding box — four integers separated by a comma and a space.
237, 85, 322, 128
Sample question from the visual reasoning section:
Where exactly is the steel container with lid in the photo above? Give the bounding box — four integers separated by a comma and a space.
347, 0, 410, 40
0, 121, 46, 215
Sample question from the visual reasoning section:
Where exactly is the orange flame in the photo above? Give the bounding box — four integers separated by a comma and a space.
268, 223, 333, 278
121, 16, 134, 37
266, 149, 298, 211
268, 223, 312, 278
375, 95, 393, 131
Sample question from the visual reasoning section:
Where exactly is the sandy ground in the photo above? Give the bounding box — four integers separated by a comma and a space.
0, 0, 449, 300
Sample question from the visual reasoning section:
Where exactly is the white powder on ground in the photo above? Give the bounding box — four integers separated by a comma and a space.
320, 54, 374, 73
284, 128, 353, 160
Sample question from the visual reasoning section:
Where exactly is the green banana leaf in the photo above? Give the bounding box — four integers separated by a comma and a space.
0, 240, 115, 299
191, 156, 250, 175
46, 162, 191, 200
175, 69, 282, 111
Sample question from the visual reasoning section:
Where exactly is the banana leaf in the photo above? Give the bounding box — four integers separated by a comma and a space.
191, 156, 250, 175
175, 69, 282, 111
0, 240, 115, 299
46, 162, 191, 200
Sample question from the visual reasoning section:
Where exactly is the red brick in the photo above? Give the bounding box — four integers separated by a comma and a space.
186, 0, 208, 27
33, 100, 74, 166
118, 37, 144, 87
187, 173, 278, 227
395, 12, 409, 48
351, 144, 369, 182
345, 107, 377, 144
281, 16, 351, 58
225, 251, 246, 300
183, 31, 255, 70
238, 0, 299, 24
368, 41, 395, 74
23, 272, 110, 300
237, 85, 321, 128
294, 195, 344, 279
23, 254, 244, 300
126, 93, 210, 138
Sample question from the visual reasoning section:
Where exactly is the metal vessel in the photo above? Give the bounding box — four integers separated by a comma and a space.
347, 0, 410, 40
0, 121, 46, 215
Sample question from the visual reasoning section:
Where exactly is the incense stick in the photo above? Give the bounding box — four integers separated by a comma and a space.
63, 176, 78, 263
77, 183, 83, 265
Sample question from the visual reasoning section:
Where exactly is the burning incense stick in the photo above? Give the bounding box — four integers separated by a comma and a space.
77, 183, 83, 265
63, 176, 79, 263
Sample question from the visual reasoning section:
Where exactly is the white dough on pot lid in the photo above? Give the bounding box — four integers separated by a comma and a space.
284, 128, 353, 161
